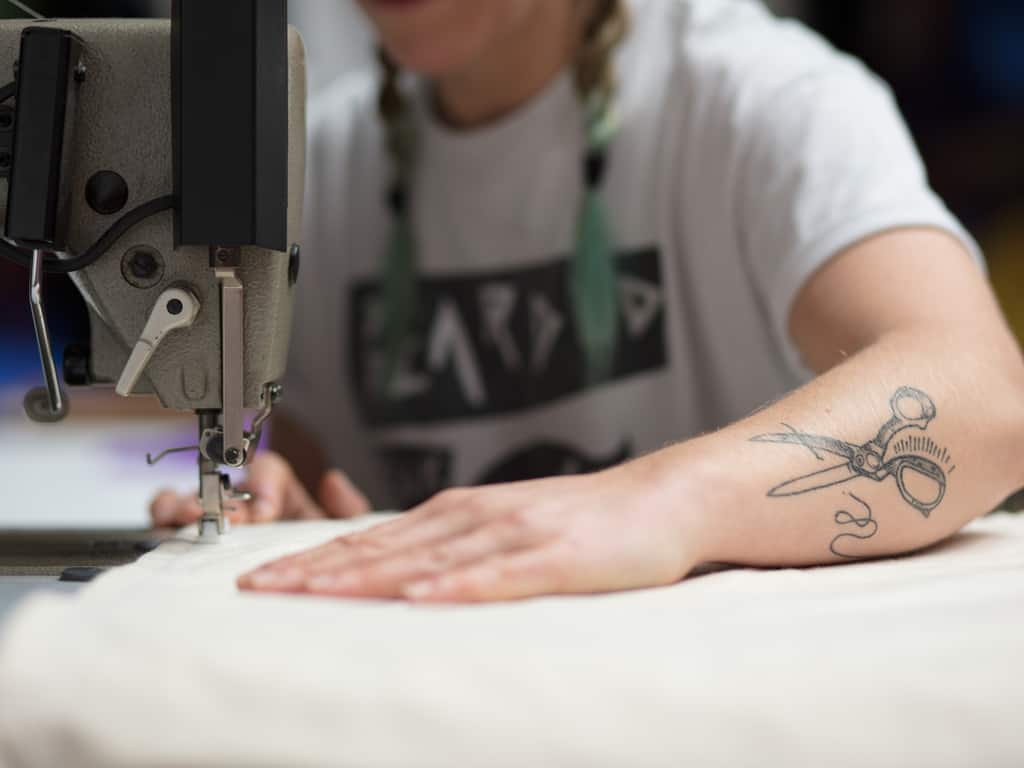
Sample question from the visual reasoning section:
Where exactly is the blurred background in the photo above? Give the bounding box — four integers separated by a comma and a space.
0, 0, 1020, 525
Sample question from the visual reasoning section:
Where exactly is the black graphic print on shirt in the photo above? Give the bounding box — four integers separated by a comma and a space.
349, 247, 667, 425
477, 440, 633, 485
377, 443, 453, 510
350, 246, 666, 509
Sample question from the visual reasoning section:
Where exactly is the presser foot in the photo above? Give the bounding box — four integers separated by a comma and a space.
142, 386, 281, 541
197, 516, 225, 542
197, 462, 252, 542
197, 456, 226, 543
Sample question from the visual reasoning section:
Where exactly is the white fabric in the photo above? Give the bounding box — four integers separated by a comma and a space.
286, 0, 980, 509
1, 514, 1023, 768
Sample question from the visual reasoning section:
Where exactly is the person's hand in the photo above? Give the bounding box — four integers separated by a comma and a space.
237, 458, 709, 603
149, 451, 370, 528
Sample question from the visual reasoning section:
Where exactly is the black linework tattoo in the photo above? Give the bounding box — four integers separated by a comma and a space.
750, 386, 953, 518
782, 422, 824, 460
890, 435, 950, 464
830, 492, 878, 559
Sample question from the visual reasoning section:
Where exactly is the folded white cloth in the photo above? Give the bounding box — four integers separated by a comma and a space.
1, 514, 1023, 768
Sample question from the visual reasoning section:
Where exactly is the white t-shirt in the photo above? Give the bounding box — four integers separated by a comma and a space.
285, 0, 978, 509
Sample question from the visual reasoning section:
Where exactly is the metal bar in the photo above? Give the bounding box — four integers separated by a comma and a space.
216, 266, 245, 467
28, 249, 65, 416
197, 411, 223, 539
146, 444, 199, 466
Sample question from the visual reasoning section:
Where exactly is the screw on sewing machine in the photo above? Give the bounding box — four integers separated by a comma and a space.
211, 245, 241, 267
120, 245, 164, 289
86, 170, 129, 216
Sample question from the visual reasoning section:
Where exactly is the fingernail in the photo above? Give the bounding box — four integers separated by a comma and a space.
403, 580, 436, 600
245, 572, 278, 588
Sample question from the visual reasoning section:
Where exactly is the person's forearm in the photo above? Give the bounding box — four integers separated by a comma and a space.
648, 326, 1024, 567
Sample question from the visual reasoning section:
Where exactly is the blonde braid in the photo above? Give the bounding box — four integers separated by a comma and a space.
377, 48, 414, 187
574, 0, 630, 114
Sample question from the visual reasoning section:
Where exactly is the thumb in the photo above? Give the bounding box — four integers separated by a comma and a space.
319, 469, 371, 519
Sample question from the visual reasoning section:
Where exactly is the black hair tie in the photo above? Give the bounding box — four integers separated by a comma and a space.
387, 183, 408, 215
583, 148, 608, 189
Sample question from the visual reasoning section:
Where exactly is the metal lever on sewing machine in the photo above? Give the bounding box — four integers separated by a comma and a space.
115, 287, 200, 396
24, 249, 70, 423
9, 28, 85, 423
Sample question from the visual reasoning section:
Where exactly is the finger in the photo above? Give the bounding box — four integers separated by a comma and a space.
239, 535, 377, 591
149, 489, 179, 526
341, 488, 496, 550
284, 471, 326, 521
302, 517, 538, 598
243, 453, 311, 523
225, 499, 254, 526
245, 491, 477, 578
401, 549, 569, 603
262, 501, 487, 581
342, 488, 472, 543
243, 453, 289, 522
240, 499, 485, 591
319, 469, 370, 519
150, 490, 202, 528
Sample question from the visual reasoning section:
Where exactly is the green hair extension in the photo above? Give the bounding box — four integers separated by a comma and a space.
381, 198, 416, 397
380, 93, 621, 397
569, 97, 620, 385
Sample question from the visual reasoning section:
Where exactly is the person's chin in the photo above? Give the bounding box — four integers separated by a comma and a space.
383, 39, 477, 78
364, 0, 438, 11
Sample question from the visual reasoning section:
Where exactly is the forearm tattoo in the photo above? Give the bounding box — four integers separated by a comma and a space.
751, 387, 954, 559
830, 493, 877, 559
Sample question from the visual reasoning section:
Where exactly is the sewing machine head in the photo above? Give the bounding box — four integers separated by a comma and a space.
0, 3, 306, 539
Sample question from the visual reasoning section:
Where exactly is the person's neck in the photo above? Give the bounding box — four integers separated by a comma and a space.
433, 4, 580, 129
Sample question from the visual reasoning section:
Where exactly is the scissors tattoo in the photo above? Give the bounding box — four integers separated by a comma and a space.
751, 387, 947, 516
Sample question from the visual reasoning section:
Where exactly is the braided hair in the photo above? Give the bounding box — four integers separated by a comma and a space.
574, 0, 629, 112
375, 0, 630, 395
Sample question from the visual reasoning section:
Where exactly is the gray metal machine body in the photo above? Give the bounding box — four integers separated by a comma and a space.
0, 13, 307, 538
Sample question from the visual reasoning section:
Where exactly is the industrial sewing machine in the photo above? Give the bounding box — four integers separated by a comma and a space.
0, 2, 306, 540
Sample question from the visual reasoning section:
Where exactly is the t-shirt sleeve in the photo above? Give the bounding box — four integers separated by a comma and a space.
683, 4, 982, 377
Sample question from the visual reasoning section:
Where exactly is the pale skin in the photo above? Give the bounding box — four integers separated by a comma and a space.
152, 0, 1024, 602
